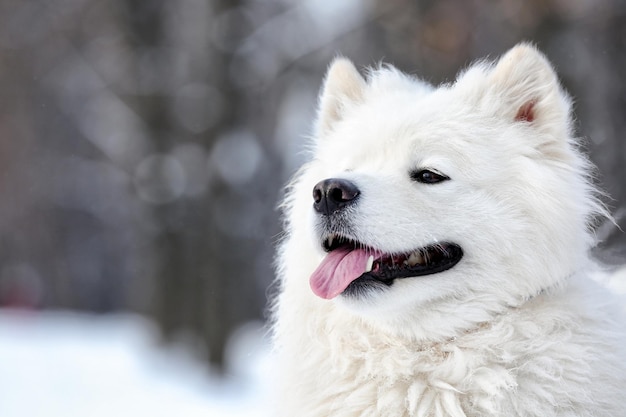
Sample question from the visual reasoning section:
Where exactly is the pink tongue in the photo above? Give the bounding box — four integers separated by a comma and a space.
310, 247, 378, 299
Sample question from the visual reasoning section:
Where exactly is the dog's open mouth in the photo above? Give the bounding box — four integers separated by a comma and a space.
310, 234, 463, 299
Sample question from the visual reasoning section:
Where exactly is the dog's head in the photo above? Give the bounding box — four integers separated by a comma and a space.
282, 44, 605, 338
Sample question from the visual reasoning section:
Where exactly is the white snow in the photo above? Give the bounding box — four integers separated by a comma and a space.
0, 310, 272, 417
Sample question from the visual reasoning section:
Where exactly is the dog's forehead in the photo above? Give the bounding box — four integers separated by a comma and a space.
318, 89, 478, 168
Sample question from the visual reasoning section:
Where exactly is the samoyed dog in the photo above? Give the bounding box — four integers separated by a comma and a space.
272, 44, 626, 416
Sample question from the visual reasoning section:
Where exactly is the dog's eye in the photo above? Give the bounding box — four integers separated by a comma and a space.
410, 169, 449, 184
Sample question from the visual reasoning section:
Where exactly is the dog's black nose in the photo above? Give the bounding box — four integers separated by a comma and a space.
312, 178, 360, 215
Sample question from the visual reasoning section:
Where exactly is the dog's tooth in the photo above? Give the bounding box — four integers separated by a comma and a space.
328, 234, 334, 247
407, 252, 425, 266
416, 252, 425, 265
365, 255, 374, 273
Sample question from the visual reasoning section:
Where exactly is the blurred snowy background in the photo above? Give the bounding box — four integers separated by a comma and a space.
0, 0, 625, 416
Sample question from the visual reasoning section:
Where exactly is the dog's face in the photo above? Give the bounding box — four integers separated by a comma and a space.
285, 45, 601, 332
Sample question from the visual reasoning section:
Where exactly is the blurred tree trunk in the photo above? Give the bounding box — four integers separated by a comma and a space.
121, 0, 248, 369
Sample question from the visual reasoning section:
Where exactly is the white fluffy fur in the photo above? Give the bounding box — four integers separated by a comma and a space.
272, 44, 626, 416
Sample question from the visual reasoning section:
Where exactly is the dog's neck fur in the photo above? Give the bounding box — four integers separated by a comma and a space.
274, 273, 626, 416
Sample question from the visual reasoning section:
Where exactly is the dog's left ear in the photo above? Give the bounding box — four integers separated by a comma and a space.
316, 57, 366, 136
487, 43, 572, 138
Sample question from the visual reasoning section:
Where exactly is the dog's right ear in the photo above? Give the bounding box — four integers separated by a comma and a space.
316, 57, 366, 135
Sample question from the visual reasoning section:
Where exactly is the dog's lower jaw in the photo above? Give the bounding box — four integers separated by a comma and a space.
330, 287, 513, 346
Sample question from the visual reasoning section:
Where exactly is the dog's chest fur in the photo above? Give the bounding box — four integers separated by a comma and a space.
276, 277, 626, 417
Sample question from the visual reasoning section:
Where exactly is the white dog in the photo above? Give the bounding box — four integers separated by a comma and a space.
272, 44, 626, 416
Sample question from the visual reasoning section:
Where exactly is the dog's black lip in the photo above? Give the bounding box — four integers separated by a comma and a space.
342, 243, 463, 298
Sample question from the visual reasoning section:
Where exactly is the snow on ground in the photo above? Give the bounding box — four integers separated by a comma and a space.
0, 310, 272, 417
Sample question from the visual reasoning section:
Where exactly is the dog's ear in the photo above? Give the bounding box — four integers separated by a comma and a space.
316, 57, 366, 135
488, 43, 572, 138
